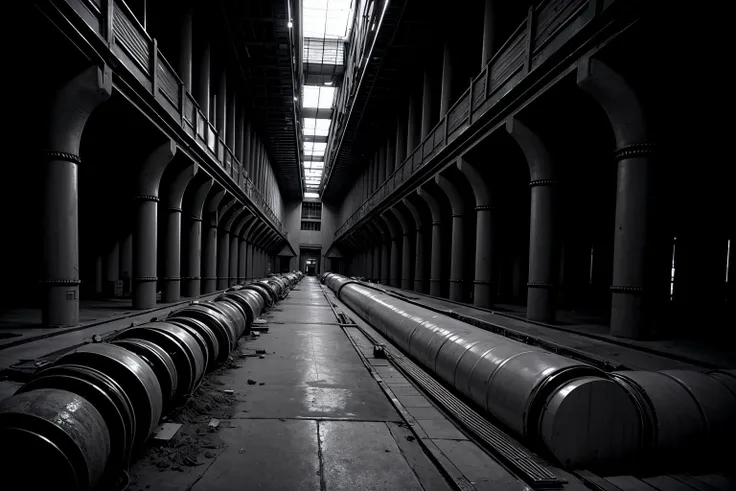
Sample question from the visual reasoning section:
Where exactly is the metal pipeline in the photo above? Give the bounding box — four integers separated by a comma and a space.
0, 272, 304, 490
324, 273, 736, 473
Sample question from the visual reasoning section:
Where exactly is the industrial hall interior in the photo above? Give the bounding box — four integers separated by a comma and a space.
1, 0, 733, 491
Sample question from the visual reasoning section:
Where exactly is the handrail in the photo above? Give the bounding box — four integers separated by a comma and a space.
69, 0, 288, 237
334, 0, 597, 239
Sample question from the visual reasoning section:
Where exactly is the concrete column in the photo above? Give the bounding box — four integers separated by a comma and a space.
236, 216, 254, 283
184, 178, 213, 296
105, 241, 120, 288
235, 107, 245, 163
216, 201, 238, 289
396, 112, 407, 168
162, 164, 197, 302
370, 224, 382, 282
457, 158, 495, 307
381, 215, 400, 287
201, 189, 226, 293
390, 208, 412, 289
440, 41, 453, 117
436, 175, 465, 301
403, 199, 425, 292
120, 233, 132, 296
578, 59, 654, 338
197, 43, 210, 117
246, 242, 254, 280
421, 68, 434, 140
507, 118, 556, 323
94, 255, 103, 296
232, 213, 251, 285
407, 89, 417, 155
178, 2, 193, 91
418, 187, 443, 297
481, 0, 495, 68
133, 141, 177, 309
216, 69, 227, 137
41, 66, 111, 326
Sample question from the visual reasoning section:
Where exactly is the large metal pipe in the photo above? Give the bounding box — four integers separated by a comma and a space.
324, 274, 736, 473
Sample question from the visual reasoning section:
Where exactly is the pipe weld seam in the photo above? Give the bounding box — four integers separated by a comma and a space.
529, 179, 556, 188
527, 282, 555, 288
183, 276, 201, 280
475, 205, 498, 211
610, 285, 644, 293
39, 278, 81, 285
201, 276, 218, 280
613, 142, 656, 162
168, 207, 182, 213
135, 195, 160, 202
42, 150, 82, 165
449, 279, 463, 283
472, 280, 492, 285
161, 276, 181, 281
189, 217, 203, 222
133, 276, 157, 282
451, 214, 463, 218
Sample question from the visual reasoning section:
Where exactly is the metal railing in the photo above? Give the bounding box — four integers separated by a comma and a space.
70, 0, 287, 236
334, 0, 600, 239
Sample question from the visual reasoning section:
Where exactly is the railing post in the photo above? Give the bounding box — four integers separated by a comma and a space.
468, 77, 474, 124
105, 0, 115, 45
524, 5, 535, 74
151, 39, 158, 98
179, 83, 185, 126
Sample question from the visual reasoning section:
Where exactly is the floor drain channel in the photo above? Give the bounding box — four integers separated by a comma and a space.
351, 316, 563, 489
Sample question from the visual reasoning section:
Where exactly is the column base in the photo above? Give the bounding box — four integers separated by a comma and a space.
133, 278, 157, 310
527, 283, 555, 322
162, 278, 181, 303
610, 287, 646, 339
184, 277, 201, 297
42, 282, 80, 327
429, 279, 442, 297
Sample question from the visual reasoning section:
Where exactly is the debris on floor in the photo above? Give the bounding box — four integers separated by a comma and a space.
208, 418, 220, 429
152, 423, 183, 443
247, 379, 257, 385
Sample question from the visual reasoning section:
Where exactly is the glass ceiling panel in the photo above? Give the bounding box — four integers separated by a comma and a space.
303, 86, 336, 109
304, 141, 327, 157
303, 118, 331, 138
303, 0, 354, 39
304, 192, 320, 198
303, 161, 325, 170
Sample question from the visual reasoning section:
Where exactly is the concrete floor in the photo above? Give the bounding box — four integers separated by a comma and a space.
126, 277, 515, 491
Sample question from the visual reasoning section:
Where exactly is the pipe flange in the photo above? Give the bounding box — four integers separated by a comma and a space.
451, 214, 463, 219
529, 179, 556, 188
168, 207, 182, 213
613, 142, 656, 162
183, 276, 201, 280
135, 195, 160, 202
472, 280, 493, 285
133, 276, 158, 282
161, 276, 181, 281
39, 278, 81, 286
201, 277, 217, 280
42, 150, 82, 165
527, 282, 555, 288
448, 279, 463, 283
610, 285, 644, 293
475, 205, 498, 211
431, 221, 441, 226
188, 217, 203, 222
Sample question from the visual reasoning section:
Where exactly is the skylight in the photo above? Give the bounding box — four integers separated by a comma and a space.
304, 141, 327, 157
303, 86, 336, 109
303, 0, 354, 39
303, 118, 331, 138
304, 192, 320, 199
